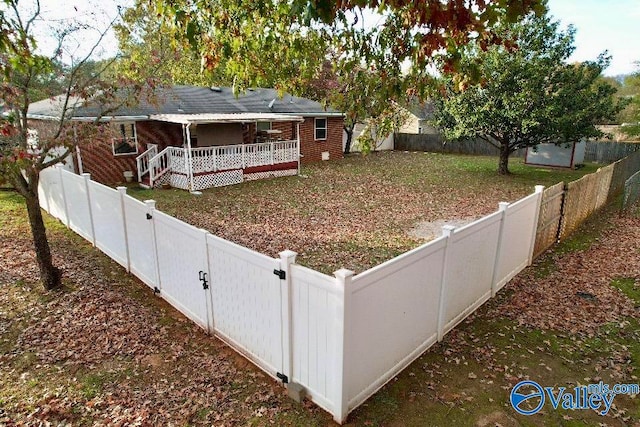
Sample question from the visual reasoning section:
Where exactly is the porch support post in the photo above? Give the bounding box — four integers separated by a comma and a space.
296, 122, 301, 174
185, 123, 195, 191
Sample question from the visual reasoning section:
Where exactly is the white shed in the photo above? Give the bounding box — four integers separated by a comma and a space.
525, 141, 586, 169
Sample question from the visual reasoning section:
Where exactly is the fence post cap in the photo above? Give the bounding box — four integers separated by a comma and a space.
144, 199, 156, 209
442, 225, 456, 236
498, 201, 510, 210
279, 250, 298, 261
535, 185, 545, 193
81, 173, 91, 179
334, 268, 354, 280
116, 186, 127, 194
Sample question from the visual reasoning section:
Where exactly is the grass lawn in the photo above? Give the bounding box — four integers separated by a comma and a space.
1, 181, 639, 425
127, 151, 597, 274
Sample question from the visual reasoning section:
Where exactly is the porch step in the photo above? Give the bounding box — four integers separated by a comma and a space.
139, 176, 151, 189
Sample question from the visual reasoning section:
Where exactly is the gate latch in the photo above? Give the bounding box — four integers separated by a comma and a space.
199, 270, 209, 290
273, 269, 286, 280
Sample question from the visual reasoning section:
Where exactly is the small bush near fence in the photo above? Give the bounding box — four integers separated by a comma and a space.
37, 149, 640, 423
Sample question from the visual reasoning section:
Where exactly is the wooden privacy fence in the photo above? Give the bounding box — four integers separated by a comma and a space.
395, 133, 640, 164
39, 165, 544, 424
533, 150, 640, 252
533, 182, 564, 258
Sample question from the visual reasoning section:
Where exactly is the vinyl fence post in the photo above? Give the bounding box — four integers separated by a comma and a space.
334, 268, 354, 424
437, 225, 456, 342
82, 173, 96, 246
490, 202, 510, 297
145, 199, 162, 293
117, 187, 131, 273
57, 165, 70, 227
279, 250, 297, 389
528, 186, 545, 265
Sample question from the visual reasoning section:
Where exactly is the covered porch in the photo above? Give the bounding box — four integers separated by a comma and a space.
136, 113, 303, 191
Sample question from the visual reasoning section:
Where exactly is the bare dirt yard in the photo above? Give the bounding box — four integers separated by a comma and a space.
128, 152, 597, 274
2, 153, 638, 426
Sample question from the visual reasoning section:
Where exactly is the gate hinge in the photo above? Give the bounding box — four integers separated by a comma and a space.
146, 213, 153, 220
153, 286, 160, 295
276, 372, 289, 384
273, 269, 286, 280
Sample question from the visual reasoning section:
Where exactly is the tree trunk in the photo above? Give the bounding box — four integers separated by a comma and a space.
498, 142, 511, 175
13, 172, 62, 290
343, 124, 354, 154
24, 186, 62, 290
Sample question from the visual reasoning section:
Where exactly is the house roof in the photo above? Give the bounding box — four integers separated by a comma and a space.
150, 113, 304, 125
406, 99, 436, 120
27, 85, 343, 121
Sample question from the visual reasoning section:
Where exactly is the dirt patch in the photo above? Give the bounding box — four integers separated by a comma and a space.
408, 218, 475, 241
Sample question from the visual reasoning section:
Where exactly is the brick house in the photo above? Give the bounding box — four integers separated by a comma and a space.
27, 86, 344, 190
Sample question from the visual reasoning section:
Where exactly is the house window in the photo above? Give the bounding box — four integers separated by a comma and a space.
111, 122, 138, 156
315, 118, 327, 141
256, 121, 272, 132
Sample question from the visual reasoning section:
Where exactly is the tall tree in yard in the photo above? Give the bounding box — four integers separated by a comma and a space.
433, 13, 624, 175
158, 0, 546, 148
0, 0, 138, 290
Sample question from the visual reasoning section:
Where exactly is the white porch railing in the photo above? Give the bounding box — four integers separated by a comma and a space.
148, 147, 173, 187
146, 139, 299, 189
135, 143, 158, 183
190, 139, 298, 174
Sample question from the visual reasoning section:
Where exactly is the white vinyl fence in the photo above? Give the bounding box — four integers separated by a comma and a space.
38, 166, 543, 424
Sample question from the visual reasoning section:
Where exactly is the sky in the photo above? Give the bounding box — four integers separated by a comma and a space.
26, 0, 640, 77
546, 0, 640, 76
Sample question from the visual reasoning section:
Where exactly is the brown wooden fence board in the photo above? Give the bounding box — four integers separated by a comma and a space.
533, 182, 565, 258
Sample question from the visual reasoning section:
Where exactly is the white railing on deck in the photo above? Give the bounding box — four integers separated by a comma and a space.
147, 140, 299, 188
135, 144, 158, 183
191, 139, 298, 174
148, 147, 172, 187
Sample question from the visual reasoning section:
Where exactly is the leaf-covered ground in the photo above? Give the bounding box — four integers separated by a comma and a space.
2, 154, 639, 426
128, 152, 597, 274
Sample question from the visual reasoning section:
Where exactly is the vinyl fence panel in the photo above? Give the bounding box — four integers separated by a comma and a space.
39, 166, 67, 223
494, 192, 540, 291
206, 234, 284, 378
87, 181, 128, 268
60, 172, 94, 242
123, 197, 158, 289
153, 210, 210, 330
290, 264, 344, 420
346, 237, 447, 412
441, 212, 502, 335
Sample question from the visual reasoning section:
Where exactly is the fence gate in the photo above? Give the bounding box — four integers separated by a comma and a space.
206, 235, 287, 380
153, 210, 211, 330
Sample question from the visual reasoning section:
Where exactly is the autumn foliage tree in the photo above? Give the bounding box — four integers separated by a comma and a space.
157, 0, 545, 140
0, 0, 143, 290
433, 13, 624, 175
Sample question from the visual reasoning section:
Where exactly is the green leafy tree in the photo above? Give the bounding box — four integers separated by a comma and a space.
619, 72, 640, 136
0, 0, 142, 290
303, 60, 409, 154
114, 0, 228, 87
157, 0, 545, 98
433, 13, 624, 175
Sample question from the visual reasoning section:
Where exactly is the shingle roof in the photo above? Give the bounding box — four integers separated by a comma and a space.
406, 99, 436, 120
28, 85, 342, 120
